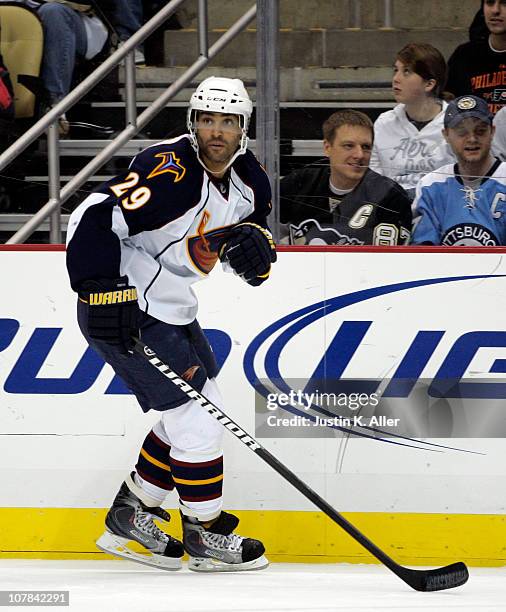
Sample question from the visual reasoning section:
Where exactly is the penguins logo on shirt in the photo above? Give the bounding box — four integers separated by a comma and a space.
147, 152, 186, 182
442, 223, 499, 246
289, 218, 364, 246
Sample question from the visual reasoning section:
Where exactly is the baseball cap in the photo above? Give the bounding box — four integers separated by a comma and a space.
444, 95, 493, 129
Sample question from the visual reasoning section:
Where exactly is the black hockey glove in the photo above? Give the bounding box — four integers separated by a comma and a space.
79, 277, 140, 355
219, 222, 277, 286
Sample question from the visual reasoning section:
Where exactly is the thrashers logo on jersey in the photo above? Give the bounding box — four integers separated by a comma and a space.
147, 152, 186, 182
187, 214, 231, 274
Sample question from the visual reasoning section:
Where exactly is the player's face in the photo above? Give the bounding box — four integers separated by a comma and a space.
443, 118, 495, 165
196, 112, 242, 171
484, 0, 506, 35
392, 60, 435, 104
323, 125, 372, 189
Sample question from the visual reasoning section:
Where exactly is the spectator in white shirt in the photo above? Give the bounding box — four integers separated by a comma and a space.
492, 105, 506, 160
370, 42, 455, 199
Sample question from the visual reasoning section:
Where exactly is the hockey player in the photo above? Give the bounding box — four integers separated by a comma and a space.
66, 76, 275, 572
280, 110, 412, 246
411, 95, 506, 245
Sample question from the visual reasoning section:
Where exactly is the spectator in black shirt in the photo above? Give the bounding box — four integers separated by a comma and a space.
280, 110, 412, 246
447, 0, 506, 115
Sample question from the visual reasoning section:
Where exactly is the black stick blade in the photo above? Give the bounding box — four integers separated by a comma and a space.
400, 562, 469, 592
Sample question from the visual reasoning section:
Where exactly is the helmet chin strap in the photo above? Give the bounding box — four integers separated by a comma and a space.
188, 109, 250, 175
193, 130, 249, 176
196, 146, 245, 176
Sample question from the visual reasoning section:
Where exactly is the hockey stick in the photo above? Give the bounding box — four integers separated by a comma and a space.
133, 337, 469, 592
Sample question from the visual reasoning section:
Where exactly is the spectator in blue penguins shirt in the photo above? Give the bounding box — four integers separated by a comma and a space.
411, 95, 506, 246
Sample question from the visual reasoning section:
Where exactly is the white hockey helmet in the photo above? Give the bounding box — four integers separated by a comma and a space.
187, 76, 253, 164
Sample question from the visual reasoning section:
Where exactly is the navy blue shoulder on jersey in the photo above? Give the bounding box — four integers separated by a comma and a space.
67, 137, 206, 290
102, 136, 205, 235
232, 149, 272, 227
66, 200, 121, 291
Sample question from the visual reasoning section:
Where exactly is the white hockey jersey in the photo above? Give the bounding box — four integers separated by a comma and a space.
370, 102, 455, 194
66, 135, 272, 325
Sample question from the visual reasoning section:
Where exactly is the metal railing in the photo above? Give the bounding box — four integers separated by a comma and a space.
0, 0, 401, 243
383, 0, 393, 29
2, 0, 257, 244
348, 0, 393, 29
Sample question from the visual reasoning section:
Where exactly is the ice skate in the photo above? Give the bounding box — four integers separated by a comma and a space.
182, 510, 268, 572
96, 478, 184, 571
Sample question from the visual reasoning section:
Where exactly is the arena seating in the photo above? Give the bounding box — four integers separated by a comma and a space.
0, 0, 478, 240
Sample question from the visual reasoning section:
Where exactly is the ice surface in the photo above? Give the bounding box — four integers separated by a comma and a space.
0, 561, 504, 612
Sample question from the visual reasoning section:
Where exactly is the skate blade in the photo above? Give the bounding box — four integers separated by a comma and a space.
188, 554, 269, 573
96, 531, 182, 571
